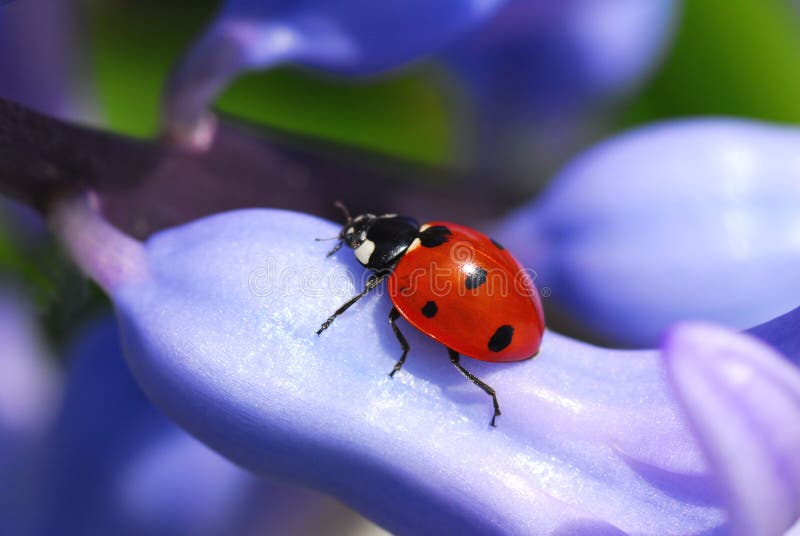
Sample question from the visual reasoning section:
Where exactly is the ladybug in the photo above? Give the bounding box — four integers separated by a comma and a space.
316, 202, 545, 426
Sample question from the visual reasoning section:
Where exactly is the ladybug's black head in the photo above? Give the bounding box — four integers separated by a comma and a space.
341, 213, 378, 250
323, 203, 419, 272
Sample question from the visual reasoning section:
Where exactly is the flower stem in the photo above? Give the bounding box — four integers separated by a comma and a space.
162, 19, 289, 151
48, 192, 147, 293
0, 97, 157, 209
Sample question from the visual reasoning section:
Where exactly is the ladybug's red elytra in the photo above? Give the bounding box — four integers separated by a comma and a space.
316, 202, 545, 426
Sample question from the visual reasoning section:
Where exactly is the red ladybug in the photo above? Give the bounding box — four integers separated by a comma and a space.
317, 203, 545, 426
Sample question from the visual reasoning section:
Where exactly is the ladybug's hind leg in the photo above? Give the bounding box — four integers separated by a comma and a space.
447, 348, 501, 427
388, 307, 410, 377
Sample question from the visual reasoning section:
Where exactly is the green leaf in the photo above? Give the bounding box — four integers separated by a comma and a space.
622, 0, 800, 125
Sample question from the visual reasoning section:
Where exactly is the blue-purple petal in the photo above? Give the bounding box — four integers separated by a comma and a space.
0, 288, 59, 454
496, 118, 800, 347
748, 305, 800, 366
220, 0, 507, 75
56, 205, 733, 533
663, 322, 800, 536
441, 0, 679, 172
53, 198, 800, 532
448, 0, 678, 106
0, 0, 93, 120
0, 288, 59, 535
11, 312, 373, 535
24, 316, 268, 535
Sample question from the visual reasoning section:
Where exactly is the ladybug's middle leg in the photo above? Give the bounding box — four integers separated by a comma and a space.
388, 307, 410, 377
447, 348, 501, 427
316, 273, 387, 335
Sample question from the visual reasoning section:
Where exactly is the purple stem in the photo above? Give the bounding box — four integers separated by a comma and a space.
0, 98, 157, 209
0, 97, 518, 238
48, 193, 147, 293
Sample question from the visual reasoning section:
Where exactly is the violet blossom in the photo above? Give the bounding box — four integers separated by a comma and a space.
0, 251, 382, 534
496, 118, 800, 347
0, 288, 60, 479
2, 314, 377, 536
441, 0, 680, 173
0, 0, 92, 121
47, 194, 800, 535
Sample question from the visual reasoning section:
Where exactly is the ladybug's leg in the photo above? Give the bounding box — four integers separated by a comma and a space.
388, 307, 410, 377
316, 273, 387, 335
447, 348, 501, 427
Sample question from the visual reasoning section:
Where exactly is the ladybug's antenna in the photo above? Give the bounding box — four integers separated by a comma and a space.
334, 201, 352, 224
316, 201, 350, 257
315, 235, 345, 257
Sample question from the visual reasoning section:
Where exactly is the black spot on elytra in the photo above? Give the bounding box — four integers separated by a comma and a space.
490, 238, 505, 250
488, 325, 514, 352
465, 267, 488, 290
421, 300, 438, 318
420, 225, 452, 247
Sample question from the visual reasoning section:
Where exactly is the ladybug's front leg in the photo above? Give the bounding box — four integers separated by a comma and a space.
316, 273, 387, 335
388, 307, 410, 377
447, 348, 502, 427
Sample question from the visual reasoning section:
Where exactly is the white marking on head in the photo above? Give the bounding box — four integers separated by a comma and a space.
406, 237, 421, 252
355, 239, 376, 265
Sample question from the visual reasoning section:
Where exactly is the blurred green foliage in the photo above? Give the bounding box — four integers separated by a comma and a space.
623, 0, 800, 125
0, 207, 100, 348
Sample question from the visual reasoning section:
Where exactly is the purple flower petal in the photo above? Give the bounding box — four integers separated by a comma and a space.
55, 196, 800, 532
0, 0, 94, 120
496, 118, 800, 347
0, 287, 61, 535
663, 322, 800, 536
0, 287, 60, 451
163, 0, 506, 143
748, 305, 800, 366
33, 316, 265, 535
442, 0, 679, 172
447, 0, 678, 112
19, 314, 374, 535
